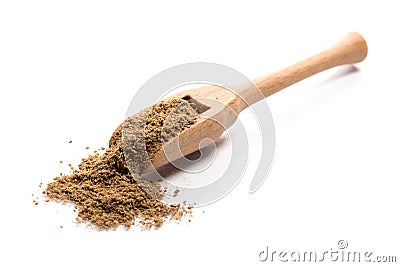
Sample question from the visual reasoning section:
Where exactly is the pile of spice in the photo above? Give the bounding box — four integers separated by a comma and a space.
45, 98, 199, 229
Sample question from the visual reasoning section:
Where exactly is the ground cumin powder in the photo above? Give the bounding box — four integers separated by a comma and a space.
45, 98, 199, 229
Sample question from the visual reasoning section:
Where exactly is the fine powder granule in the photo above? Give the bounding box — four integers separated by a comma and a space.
45, 98, 199, 229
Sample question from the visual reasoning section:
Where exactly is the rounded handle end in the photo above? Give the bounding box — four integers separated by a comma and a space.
335, 32, 368, 64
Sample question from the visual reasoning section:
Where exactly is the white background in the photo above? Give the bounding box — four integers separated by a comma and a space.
1, 1, 399, 266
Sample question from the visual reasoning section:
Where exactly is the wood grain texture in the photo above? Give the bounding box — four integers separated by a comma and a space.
146, 32, 368, 172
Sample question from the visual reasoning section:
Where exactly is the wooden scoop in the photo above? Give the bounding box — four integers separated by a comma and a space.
146, 32, 368, 173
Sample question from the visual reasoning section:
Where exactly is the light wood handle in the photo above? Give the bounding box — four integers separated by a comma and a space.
241, 32, 368, 106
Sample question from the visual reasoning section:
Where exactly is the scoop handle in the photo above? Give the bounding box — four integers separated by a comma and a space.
240, 32, 368, 107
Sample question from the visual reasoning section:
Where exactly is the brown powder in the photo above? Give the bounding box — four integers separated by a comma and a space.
45, 98, 199, 229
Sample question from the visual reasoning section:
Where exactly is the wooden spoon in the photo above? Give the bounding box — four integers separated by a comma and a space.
145, 32, 368, 173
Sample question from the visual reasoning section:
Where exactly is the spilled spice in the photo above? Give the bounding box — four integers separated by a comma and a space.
45, 98, 199, 229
